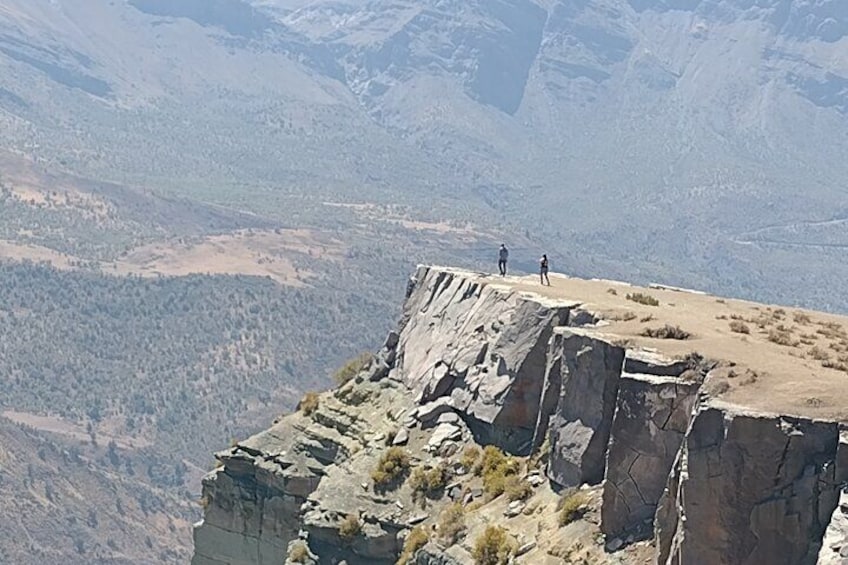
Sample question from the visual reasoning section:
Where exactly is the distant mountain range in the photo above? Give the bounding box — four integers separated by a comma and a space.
2, 0, 846, 309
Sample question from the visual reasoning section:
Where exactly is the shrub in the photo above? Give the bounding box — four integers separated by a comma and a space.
333, 352, 374, 386
558, 492, 587, 526
768, 328, 798, 347
729, 320, 750, 334
504, 476, 533, 502
437, 503, 466, 546
626, 292, 659, 307
479, 446, 521, 499
460, 445, 481, 471
298, 392, 320, 416
794, 312, 812, 325
641, 325, 690, 340
288, 542, 310, 563
397, 526, 429, 565
371, 447, 411, 488
410, 463, 450, 500
472, 526, 517, 565
338, 514, 362, 542
809, 346, 831, 361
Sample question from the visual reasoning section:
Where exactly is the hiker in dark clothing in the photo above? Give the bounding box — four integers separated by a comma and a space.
540, 254, 550, 286
498, 244, 509, 276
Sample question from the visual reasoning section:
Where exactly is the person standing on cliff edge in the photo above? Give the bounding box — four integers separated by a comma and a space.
540, 254, 550, 286
498, 244, 509, 276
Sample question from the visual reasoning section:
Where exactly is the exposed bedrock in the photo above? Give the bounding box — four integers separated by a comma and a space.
601, 371, 700, 541
395, 266, 578, 453
655, 404, 842, 565
547, 330, 625, 487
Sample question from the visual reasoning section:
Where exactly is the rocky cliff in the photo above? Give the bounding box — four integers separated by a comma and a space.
192, 266, 848, 565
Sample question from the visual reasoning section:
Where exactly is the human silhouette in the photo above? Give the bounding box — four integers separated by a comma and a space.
540, 254, 550, 285
498, 244, 509, 276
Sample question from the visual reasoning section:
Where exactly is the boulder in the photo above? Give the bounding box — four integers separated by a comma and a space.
547, 331, 625, 487
655, 403, 841, 565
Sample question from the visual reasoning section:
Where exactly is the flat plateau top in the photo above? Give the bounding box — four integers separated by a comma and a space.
466, 269, 848, 422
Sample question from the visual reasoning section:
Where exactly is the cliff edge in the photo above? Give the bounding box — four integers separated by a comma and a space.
192, 266, 848, 565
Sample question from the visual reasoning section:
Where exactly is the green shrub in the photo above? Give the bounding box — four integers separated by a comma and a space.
626, 292, 659, 307
472, 526, 516, 565
371, 447, 411, 488
338, 514, 362, 542
396, 526, 429, 565
333, 352, 374, 386
558, 492, 587, 526
437, 503, 466, 546
298, 391, 320, 416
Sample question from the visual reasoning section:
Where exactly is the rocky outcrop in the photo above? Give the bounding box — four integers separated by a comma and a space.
655, 404, 842, 565
193, 266, 848, 565
547, 330, 625, 487
394, 266, 575, 453
601, 367, 700, 541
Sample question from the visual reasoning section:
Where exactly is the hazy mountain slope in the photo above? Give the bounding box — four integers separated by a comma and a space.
1, 0, 846, 310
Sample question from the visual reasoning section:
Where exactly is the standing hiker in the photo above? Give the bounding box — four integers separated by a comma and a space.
540, 254, 550, 286
498, 244, 509, 276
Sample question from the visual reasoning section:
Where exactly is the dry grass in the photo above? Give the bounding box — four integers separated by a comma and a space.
558, 492, 588, 526
626, 292, 659, 307
288, 542, 310, 563
607, 288, 618, 295
794, 312, 812, 325
503, 476, 533, 502
472, 526, 517, 565
371, 447, 411, 488
397, 526, 429, 565
768, 328, 800, 347
437, 503, 466, 546
298, 392, 320, 416
641, 325, 691, 340
338, 514, 362, 542
477, 446, 521, 499
333, 352, 374, 386
460, 445, 481, 471
729, 320, 750, 334
409, 463, 451, 500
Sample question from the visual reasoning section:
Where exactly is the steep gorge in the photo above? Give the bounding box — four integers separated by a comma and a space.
192, 266, 848, 564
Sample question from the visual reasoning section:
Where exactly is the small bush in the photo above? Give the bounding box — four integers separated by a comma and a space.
472, 526, 517, 565
626, 292, 659, 307
397, 526, 429, 565
729, 320, 750, 334
558, 492, 587, 526
641, 325, 690, 340
478, 446, 520, 499
460, 445, 481, 471
338, 514, 362, 542
372, 447, 411, 488
607, 288, 618, 295
298, 392, 320, 416
809, 346, 831, 361
288, 542, 310, 563
437, 503, 466, 546
794, 312, 812, 325
410, 463, 450, 500
504, 476, 533, 502
333, 352, 374, 386
768, 329, 799, 347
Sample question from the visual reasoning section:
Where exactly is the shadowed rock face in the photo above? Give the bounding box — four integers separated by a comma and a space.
817, 433, 848, 565
395, 266, 573, 453
601, 373, 700, 540
547, 331, 625, 487
655, 406, 842, 565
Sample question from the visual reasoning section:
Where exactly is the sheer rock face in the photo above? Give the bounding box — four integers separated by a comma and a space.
655, 405, 842, 565
817, 432, 848, 565
547, 330, 625, 487
395, 266, 575, 453
601, 372, 700, 540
